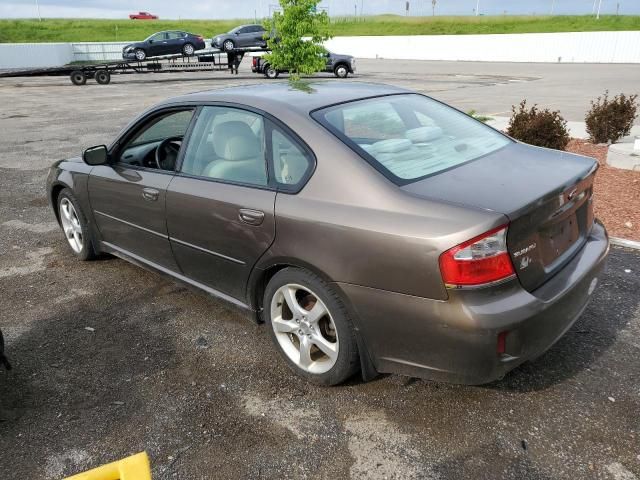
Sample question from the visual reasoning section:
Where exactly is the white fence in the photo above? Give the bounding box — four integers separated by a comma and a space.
324, 31, 640, 63
1, 31, 640, 69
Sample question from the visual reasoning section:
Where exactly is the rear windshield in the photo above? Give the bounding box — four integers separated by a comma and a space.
312, 94, 511, 184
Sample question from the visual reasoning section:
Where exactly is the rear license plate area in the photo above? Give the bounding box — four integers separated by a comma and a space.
539, 213, 579, 265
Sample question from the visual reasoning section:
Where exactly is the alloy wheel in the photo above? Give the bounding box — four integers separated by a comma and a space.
59, 198, 83, 253
183, 43, 194, 55
223, 40, 235, 52
335, 66, 348, 78
135, 49, 146, 61
270, 283, 339, 374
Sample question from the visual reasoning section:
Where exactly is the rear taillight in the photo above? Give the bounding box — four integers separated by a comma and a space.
252, 57, 258, 66
197, 35, 203, 40
439, 225, 515, 287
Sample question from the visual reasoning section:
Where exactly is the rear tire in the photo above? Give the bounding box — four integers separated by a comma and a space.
57, 188, 97, 261
134, 48, 146, 61
70, 70, 86, 86
95, 69, 111, 85
263, 268, 360, 386
182, 43, 195, 56
264, 66, 279, 79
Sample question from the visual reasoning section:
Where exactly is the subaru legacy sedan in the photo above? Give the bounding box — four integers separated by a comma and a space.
47, 82, 608, 386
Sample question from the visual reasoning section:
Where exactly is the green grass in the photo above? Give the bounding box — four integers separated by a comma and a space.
0, 15, 638, 43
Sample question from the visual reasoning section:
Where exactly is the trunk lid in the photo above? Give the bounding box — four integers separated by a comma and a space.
402, 142, 597, 291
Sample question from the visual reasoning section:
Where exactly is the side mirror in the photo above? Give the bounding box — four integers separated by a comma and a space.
83, 145, 109, 166
149, 39, 154, 43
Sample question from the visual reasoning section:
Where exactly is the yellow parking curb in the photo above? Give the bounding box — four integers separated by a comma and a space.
63, 452, 151, 480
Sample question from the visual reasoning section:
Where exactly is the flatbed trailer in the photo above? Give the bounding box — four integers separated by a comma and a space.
0, 47, 269, 85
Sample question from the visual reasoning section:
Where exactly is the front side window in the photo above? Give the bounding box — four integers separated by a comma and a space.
181, 107, 268, 186
148, 32, 167, 42
117, 109, 194, 170
314, 94, 511, 184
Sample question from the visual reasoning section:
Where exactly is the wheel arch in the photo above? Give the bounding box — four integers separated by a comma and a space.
247, 257, 379, 381
50, 181, 70, 224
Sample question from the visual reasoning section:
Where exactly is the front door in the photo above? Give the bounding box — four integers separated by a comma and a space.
148, 32, 168, 56
88, 108, 195, 271
166, 106, 277, 301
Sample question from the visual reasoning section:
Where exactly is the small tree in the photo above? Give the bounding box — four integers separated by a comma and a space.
263, 0, 331, 82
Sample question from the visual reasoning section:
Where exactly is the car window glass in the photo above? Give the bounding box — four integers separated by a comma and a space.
341, 101, 405, 141
316, 94, 510, 182
271, 128, 311, 187
117, 109, 194, 169
167, 32, 182, 40
181, 106, 268, 186
150, 33, 166, 42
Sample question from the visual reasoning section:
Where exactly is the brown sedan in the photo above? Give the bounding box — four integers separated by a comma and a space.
47, 82, 609, 385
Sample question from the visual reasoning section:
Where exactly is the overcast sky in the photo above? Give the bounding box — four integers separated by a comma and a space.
1, 0, 638, 19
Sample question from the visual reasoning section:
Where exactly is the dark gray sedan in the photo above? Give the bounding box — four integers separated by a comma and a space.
212, 24, 267, 52
122, 31, 206, 61
46, 82, 608, 386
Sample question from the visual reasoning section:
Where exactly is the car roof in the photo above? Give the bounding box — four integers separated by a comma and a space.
162, 82, 410, 115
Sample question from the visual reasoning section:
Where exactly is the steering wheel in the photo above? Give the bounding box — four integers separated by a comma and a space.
155, 136, 182, 170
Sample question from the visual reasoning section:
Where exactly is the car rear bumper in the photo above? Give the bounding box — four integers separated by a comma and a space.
337, 220, 609, 385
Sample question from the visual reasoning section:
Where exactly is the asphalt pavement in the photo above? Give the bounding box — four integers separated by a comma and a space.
0, 59, 638, 480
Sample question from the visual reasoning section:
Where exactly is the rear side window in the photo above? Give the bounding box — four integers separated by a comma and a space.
313, 94, 511, 184
180, 106, 268, 187
271, 128, 312, 188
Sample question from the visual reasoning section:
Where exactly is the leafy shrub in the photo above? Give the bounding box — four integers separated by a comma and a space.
585, 91, 638, 144
506, 100, 570, 150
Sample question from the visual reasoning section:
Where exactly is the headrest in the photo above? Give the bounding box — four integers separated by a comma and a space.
212, 121, 261, 161
405, 126, 443, 143
370, 138, 412, 153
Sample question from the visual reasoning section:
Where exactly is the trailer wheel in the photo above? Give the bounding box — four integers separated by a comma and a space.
223, 40, 235, 52
70, 70, 87, 86
95, 69, 111, 85
265, 66, 279, 79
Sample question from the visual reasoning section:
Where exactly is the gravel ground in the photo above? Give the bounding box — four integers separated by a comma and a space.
566, 140, 640, 242
0, 59, 639, 480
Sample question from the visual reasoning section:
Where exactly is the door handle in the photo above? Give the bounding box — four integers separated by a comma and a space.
238, 208, 264, 226
142, 187, 159, 201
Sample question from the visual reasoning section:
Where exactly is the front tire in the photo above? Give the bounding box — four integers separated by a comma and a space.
182, 43, 195, 56
134, 48, 146, 61
223, 39, 235, 52
334, 64, 349, 78
264, 268, 359, 385
57, 188, 97, 261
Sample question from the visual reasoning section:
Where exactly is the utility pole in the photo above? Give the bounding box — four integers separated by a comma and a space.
475, 0, 480, 16
432, 0, 437, 16
35, 0, 42, 21
592, 0, 597, 14
596, 0, 603, 19
550, 0, 556, 15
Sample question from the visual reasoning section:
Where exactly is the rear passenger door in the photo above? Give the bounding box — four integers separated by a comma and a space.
165, 31, 184, 54
166, 106, 274, 302
166, 105, 313, 303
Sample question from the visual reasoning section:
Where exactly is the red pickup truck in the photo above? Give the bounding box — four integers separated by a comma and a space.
129, 12, 158, 20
